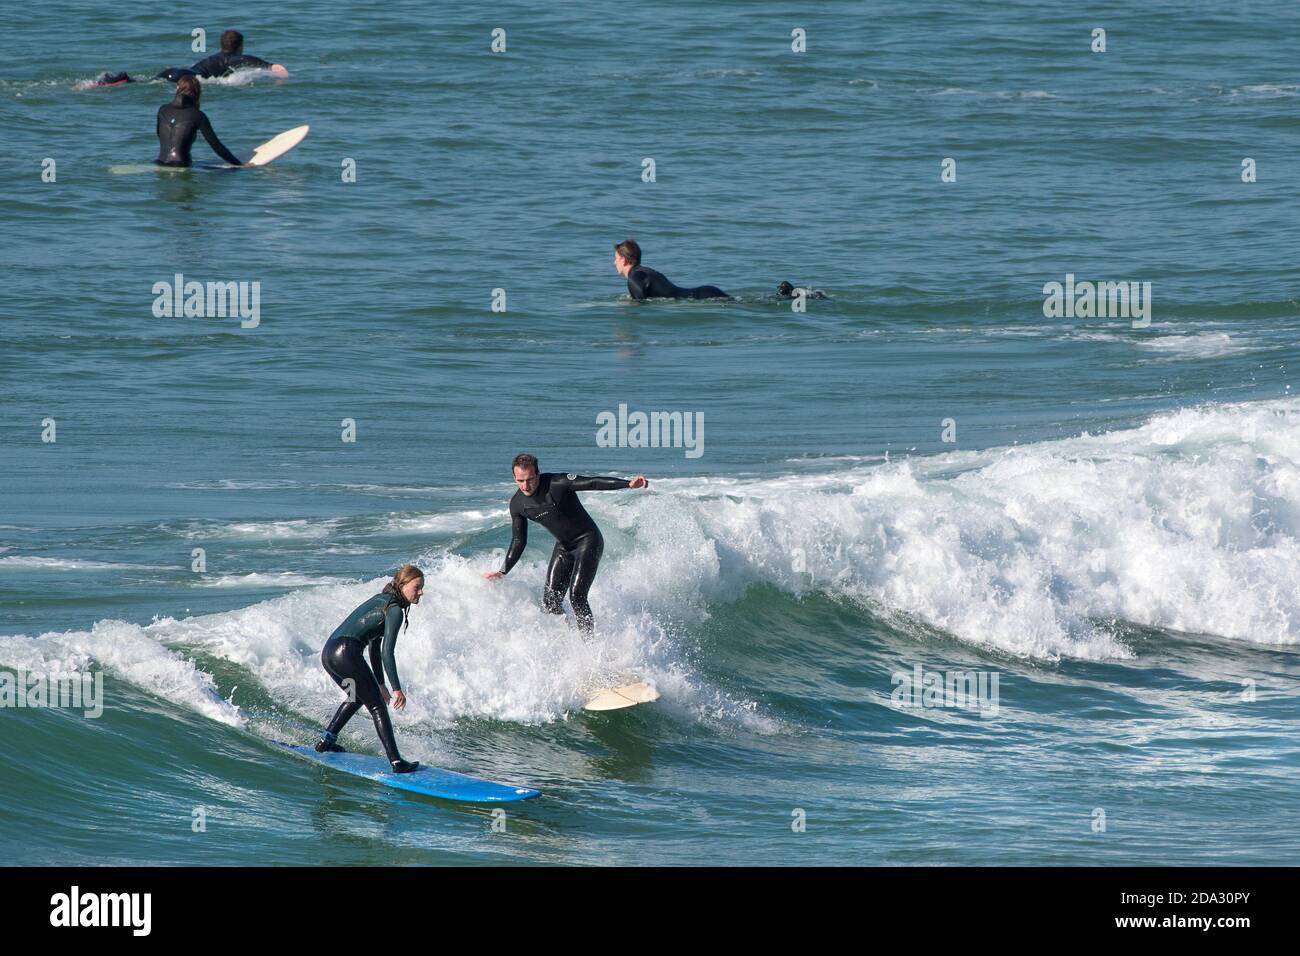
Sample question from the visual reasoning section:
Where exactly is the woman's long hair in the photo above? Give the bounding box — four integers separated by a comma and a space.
381, 564, 424, 631
175, 74, 201, 107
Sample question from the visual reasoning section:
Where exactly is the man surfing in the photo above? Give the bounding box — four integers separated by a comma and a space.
483, 454, 648, 635
85, 30, 286, 87
158, 30, 287, 82
613, 239, 731, 301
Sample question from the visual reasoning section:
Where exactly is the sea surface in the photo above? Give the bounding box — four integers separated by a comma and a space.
1, 1, 1298, 865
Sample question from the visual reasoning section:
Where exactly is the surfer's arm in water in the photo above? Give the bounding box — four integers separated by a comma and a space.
189, 51, 271, 78
198, 112, 242, 165
627, 265, 729, 301
189, 53, 226, 77
228, 53, 272, 71
626, 267, 654, 301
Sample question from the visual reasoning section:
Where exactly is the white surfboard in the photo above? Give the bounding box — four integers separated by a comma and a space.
109, 162, 238, 174
241, 124, 309, 167
584, 681, 660, 712
109, 163, 191, 174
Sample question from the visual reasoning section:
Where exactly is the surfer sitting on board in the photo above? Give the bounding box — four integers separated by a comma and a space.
483, 454, 648, 636
613, 239, 732, 301
155, 76, 241, 167
157, 30, 286, 82
316, 565, 424, 773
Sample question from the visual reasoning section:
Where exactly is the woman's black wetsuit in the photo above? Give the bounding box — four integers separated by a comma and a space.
627, 265, 730, 301
319, 592, 414, 768
501, 473, 632, 634
155, 93, 241, 167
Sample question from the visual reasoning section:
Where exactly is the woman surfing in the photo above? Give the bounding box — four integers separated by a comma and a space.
316, 565, 424, 773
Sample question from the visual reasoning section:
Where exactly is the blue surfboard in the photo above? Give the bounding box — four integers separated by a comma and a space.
276, 742, 541, 803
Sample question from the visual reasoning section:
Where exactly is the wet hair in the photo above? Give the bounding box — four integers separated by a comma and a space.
512, 453, 539, 475
614, 239, 641, 267
777, 281, 794, 297
175, 74, 201, 106
381, 564, 424, 630
221, 30, 245, 54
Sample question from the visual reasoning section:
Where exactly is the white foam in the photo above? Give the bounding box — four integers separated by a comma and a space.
200, 68, 279, 88
933, 87, 1055, 99
177, 519, 339, 541
0, 556, 157, 572
0, 620, 240, 726
680, 399, 1300, 656
1230, 84, 1300, 97
8, 399, 1296, 739
1135, 332, 1255, 359
165, 479, 301, 491
191, 572, 351, 589
381, 509, 504, 535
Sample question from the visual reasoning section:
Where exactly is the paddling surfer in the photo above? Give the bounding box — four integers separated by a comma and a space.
613, 239, 731, 301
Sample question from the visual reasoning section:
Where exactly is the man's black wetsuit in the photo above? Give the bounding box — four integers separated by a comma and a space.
777, 281, 828, 300
90, 71, 134, 87
627, 265, 730, 301
502, 473, 631, 633
155, 93, 241, 167
319, 592, 416, 770
158, 51, 273, 83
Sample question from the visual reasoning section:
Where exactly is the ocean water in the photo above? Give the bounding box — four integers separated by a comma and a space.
1, 1, 1298, 865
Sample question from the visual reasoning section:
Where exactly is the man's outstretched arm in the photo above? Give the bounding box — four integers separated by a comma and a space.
568, 475, 648, 491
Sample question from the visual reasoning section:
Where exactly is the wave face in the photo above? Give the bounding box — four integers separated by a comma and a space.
2, 399, 1298, 866
6, 400, 1295, 734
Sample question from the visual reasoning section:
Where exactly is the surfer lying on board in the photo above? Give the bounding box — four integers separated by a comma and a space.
316, 565, 424, 773
483, 454, 648, 636
156, 76, 241, 167
613, 239, 732, 301
158, 30, 285, 82
88, 31, 286, 87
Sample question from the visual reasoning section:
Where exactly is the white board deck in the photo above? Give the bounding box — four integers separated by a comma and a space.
584, 681, 660, 711
242, 124, 310, 167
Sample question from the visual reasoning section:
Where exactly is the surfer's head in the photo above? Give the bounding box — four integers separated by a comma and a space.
511, 453, 541, 496
777, 281, 794, 297
384, 564, 425, 607
613, 239, 641, 277
221, 30, 245, 55
174, 74, 201, 106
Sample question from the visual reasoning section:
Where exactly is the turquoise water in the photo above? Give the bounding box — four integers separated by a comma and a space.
2, 1, 1298, 865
